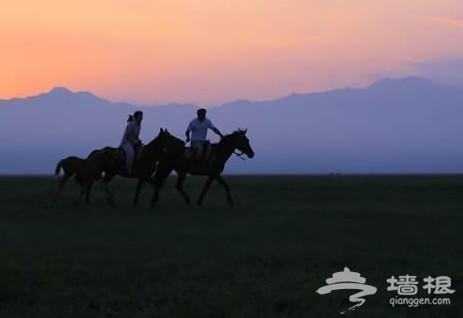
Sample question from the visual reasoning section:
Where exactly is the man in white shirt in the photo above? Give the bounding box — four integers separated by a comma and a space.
185, 108, 223, 159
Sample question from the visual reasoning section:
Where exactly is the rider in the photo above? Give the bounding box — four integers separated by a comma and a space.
185, 108, 223, 159
120, 110, 143, 174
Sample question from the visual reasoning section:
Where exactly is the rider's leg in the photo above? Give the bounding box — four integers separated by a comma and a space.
123, 143, 135, 174
191, 141, 202, 159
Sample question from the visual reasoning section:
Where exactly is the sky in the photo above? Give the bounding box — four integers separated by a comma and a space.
1, 0, 463, 105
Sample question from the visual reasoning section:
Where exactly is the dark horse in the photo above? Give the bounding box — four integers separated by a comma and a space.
54, 149, 118, 205
88, 128, 185, 205
152, 129, 255, 207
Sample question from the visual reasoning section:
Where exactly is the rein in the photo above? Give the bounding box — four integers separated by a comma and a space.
234, 151, 246, 161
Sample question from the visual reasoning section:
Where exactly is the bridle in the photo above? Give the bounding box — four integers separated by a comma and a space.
234, 150, 246, 161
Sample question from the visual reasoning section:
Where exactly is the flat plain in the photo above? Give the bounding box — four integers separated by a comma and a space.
0, 175, 462, 317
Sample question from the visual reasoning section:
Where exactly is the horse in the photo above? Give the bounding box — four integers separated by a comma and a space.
87, 128, 185, 205
151, 129, 255, 207
54, 149, 118, 205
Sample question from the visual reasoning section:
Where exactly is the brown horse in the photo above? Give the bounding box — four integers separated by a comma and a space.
54, 149, 117, 205
87, 128, 185, 205
151, 129, 255, 207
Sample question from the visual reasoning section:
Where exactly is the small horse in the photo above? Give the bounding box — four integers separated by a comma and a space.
151, 129, 255, 207
54, 149, 117, 205
88, 128, 185, 205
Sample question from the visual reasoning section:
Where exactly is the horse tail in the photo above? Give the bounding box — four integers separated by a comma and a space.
55, 159, 63, 176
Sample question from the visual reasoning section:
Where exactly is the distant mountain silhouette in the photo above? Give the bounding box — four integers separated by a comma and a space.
1, 77, 463, 174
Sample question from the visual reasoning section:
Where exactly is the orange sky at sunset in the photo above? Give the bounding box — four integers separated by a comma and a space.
1, 0, 462, 104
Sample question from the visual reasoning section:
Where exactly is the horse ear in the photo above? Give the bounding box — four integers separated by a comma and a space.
244, 128, 247, 134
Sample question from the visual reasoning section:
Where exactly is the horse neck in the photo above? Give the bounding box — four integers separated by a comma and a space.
143, 138, 159, 158
215, 137, 236, 162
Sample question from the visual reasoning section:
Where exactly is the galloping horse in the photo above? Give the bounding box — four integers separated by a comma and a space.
88, 128, 185, 205
151, 129, 255, 207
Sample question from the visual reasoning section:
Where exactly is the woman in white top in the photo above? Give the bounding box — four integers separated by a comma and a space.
120, 111, 143, 174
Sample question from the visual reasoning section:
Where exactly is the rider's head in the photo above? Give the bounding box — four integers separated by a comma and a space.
127, 111, 143, 124
196, 108, 207, 121
133, 111, 143, 124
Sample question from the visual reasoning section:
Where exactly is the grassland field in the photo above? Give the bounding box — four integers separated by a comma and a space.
0, 175, 462, 317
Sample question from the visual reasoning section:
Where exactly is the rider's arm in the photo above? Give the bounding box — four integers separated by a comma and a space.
185, 122, 193, 142
126, 123, 141, 145
208, 121, 224, 138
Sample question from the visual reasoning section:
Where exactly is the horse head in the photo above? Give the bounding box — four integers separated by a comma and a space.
228, 129, 255, 159
157, 128, 185, 152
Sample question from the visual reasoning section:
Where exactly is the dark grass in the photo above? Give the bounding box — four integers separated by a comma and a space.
0, 175, 463, 317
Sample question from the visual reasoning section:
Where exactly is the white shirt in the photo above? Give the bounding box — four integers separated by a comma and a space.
120, 121, 141, 146
187, 118, 216, 142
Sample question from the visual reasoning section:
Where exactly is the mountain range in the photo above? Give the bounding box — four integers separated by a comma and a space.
1, 77, 463, 174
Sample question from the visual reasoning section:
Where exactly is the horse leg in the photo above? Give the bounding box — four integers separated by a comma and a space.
97, 179, 115, 207
151, 178, 162, 206
151, 167, 173, 207
74, 186, 85, 206
103, 171, 116, 184
175, 172, 192, 207
197, 176, 214, 206
147, 178, 156, 187
133, 179, 145, 206
54, 173, 71, 202
215, 175, 234, 206
85, 182, 94, 205
71, 174, 84, 205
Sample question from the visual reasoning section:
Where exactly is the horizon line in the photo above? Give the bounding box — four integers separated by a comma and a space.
0, 75, 443, 109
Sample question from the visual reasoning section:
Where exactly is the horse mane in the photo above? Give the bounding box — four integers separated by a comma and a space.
145, 129, 166, 148
145, 128, 183, 151
222, 129, 246, 140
